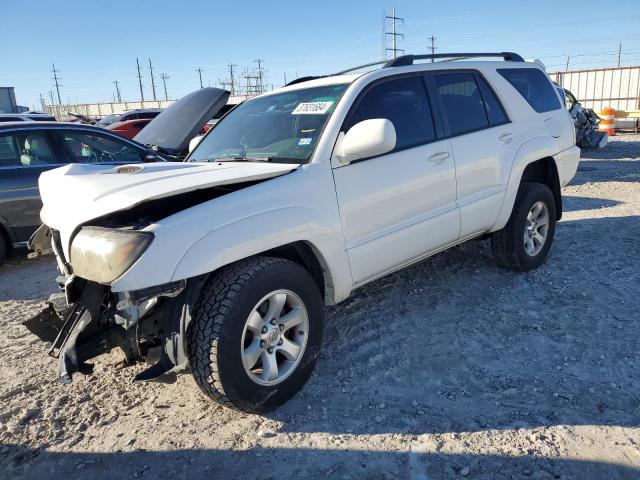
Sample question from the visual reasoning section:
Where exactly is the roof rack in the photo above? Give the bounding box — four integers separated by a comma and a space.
383, 52, 524, 67
284, 52, 524, 87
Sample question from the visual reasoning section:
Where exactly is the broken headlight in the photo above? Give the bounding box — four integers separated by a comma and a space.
70, 227, 153, 284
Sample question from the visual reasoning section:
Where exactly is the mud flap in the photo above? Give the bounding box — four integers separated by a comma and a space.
133, 277, 205, 384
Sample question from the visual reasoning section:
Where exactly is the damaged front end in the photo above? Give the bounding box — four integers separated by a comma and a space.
25, 235, 205, 384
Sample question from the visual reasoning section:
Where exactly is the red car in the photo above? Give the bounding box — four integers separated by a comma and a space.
105, 118, 152, 139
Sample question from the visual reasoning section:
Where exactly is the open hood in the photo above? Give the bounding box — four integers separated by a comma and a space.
133, 88, 230, 157
39, 161, 298, 257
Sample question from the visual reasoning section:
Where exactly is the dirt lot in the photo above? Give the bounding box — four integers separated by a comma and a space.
1, 136, 639, 480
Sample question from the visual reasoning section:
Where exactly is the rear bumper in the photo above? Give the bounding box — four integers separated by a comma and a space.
554, 145, 581, 187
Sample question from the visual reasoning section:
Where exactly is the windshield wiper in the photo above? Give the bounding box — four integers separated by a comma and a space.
211, 155, 272, 163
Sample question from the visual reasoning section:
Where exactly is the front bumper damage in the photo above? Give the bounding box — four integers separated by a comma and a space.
24, 272, 204, 384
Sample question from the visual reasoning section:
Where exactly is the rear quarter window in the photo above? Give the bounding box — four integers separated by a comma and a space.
497, 68, 561, 113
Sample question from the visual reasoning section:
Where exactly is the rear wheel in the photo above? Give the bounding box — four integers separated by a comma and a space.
491, 182, 556, 271
187, 256, 324, 413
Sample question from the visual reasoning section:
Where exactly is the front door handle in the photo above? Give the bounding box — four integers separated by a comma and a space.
499, 132, 514, 143
428, 152, 450, 165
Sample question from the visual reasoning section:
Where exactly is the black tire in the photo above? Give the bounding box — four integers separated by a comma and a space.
187, 256, 324, 413
0, 234, 6, 264
491, 182, 557, 271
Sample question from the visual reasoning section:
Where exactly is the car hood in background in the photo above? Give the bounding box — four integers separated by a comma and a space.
133, 88, 230, 157
38, 161, 298, 257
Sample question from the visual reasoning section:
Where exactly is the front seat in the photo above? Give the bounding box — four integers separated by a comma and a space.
21, 136, 53, 166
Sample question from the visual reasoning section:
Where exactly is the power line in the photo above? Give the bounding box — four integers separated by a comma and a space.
136, 57, 145, 102
385, 4, 404, 59
160, 73, 169, 100
51, 63, 62, 105
113, 80, 121, 102
195, 67, 204, 89
148, 58, 157, 101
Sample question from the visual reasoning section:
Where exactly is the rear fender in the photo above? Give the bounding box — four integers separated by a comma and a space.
491, 136, 557, 231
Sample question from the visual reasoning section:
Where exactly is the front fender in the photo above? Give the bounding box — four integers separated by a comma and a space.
491, 136, 557, 231
170, 205, 352, 302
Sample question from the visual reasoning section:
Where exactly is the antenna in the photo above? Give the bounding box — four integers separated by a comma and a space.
148, 58, 157, 101
51, 63, 63, 105
160, 73, 170, 100
384, 4, 404, 59
113, 80, 122, 102
195, 67, 204, 89
136, 58, 145, 101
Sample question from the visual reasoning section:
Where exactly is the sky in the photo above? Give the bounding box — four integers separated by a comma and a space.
1, 0, 639, 110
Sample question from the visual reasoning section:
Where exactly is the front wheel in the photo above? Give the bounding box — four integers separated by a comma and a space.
491, 182, 557, 271
187, 256, 324, 413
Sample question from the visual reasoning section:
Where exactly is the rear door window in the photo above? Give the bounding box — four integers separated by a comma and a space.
497, 68, 561, 113
432, 72, 489, 136
55, 131, 143, 164
12, 131, 58, 166
475, 75, 508, 125
345, 75, 436, 151
0, 134, 20, 167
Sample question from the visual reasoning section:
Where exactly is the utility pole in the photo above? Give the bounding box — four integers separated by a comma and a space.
385, 4, 404, 59
565, 56, 570, 72
617, 43, 622, 67
160, 73, 169, 100
428, 35, 437, 61
148, 58, 157, 101
196, 67, 204, 89
136, 57, 145, 102
228, 63, 237, 95
51, 63, 62, 105
39, 93, 46, 110
113, 80, 121, 102
283, 72, 287, 86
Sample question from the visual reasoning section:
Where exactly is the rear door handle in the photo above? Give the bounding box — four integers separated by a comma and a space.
499, 133, 514, 143
427, 152, 450, 165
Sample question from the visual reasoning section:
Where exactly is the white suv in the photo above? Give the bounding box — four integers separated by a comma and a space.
29, 52, 579, 413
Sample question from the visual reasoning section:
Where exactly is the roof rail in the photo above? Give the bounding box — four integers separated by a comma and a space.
384, 52, 524, 67
284, 52, 524, 87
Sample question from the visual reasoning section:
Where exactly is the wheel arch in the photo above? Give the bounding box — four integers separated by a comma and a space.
491, 136, 561, 231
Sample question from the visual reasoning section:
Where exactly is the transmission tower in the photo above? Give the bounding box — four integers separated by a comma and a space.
385, 4, 404, 59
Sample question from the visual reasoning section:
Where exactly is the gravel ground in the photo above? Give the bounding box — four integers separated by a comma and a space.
1, 135, 639, 480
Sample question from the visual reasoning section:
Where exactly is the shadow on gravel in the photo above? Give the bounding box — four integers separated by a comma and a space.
268, 214, 640, 440
2, 444, 638, 479
570, 159, 640, 186
562, 196, 621, 212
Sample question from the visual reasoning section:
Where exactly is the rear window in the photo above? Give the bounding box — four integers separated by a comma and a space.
497, 68, 561, 113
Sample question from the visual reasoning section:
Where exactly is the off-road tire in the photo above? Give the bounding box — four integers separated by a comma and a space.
187, 256, 324, 413
0, 234, 6, 264
491, 182, 556, 271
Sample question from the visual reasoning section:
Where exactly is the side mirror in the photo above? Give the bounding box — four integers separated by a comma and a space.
188, 135, 204, 154
338, 118, 396, 164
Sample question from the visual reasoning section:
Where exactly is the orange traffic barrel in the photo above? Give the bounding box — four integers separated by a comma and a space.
599, 107, 616, 136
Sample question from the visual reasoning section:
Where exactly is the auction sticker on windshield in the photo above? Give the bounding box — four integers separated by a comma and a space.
292, 101, 334, 115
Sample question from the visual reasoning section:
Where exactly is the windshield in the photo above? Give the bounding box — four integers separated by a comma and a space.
96, 114, 120, 126
188, 84, 348, 164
